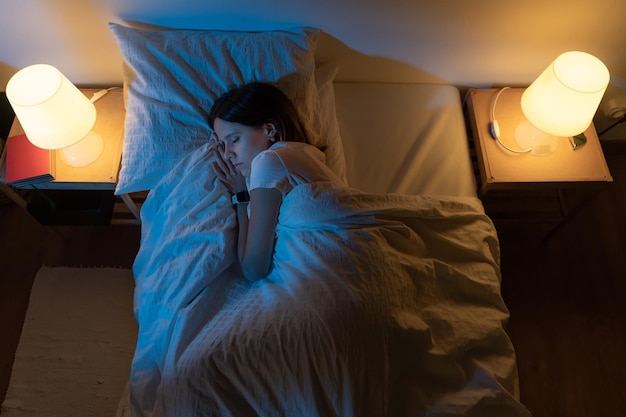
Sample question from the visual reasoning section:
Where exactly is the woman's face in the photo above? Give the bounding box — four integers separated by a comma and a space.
214, 118, 273, 177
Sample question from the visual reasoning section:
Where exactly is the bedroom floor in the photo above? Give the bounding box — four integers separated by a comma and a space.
0, 142, 625, 417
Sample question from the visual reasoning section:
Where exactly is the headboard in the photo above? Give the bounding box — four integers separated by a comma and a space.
334, 82, 476, 197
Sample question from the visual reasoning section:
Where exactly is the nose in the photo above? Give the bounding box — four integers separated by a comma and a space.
222, 143, 234, 159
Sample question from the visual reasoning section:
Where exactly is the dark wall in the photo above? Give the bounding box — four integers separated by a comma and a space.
0, 92, 15, 141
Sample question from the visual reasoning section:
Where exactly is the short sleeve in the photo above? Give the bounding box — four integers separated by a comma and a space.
248, 151, 292, 196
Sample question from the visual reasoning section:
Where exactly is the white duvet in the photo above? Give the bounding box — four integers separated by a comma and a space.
130, 143, 530, 417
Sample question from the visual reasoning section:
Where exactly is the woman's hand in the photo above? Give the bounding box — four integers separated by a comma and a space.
209, 141, 247, 193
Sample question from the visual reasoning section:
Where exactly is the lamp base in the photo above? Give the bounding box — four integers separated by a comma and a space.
514, 121, 559, 156
60, 131, 104, 168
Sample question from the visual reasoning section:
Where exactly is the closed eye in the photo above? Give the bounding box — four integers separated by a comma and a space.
222, 133, 239, 145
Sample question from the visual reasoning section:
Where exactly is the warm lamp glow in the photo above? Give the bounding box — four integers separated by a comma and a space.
5, 64, 102, 167
521, 51, 610, 138
60, 131, 105, 168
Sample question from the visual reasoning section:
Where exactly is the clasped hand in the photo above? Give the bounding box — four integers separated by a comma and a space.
208, 138, 247, 194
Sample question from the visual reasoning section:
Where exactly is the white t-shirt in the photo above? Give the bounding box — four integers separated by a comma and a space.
248, 142, 345, 198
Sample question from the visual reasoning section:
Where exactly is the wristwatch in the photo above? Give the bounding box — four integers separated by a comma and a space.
231, 191, 250, 205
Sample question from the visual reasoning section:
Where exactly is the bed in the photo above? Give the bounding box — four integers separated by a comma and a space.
109, 23, 531, 417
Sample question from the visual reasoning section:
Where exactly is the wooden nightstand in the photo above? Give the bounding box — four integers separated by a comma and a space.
0, 88, 141, 225
465, 87, 613, 223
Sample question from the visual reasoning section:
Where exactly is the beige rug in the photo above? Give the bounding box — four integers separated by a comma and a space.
1, 266, 137, 417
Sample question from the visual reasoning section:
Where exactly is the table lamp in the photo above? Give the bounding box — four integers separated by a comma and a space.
517, 51, 610, 156
5, 64, 104, 167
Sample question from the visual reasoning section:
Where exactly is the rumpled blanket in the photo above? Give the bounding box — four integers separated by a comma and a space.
130, 143, 530, 417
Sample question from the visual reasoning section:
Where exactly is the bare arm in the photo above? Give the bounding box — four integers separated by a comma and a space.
237, 187, 282, 281
210, 142, 281, 281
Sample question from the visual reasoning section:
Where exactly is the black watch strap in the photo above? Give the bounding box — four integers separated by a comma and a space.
231, 191, 250, 205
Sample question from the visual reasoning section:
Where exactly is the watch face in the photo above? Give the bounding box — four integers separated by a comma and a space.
232, 191, 250, 204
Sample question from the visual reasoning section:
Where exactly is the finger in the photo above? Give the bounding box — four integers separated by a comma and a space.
209, 160, 222, 177
211, 157, 230, 177
217, 142, 227, 158
212, 149, 236, 175
210, 146, 225, 163
222, 157, 237, 174
210, 145, 240, 178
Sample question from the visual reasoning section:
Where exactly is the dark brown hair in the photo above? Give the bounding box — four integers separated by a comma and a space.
208, 82, 308, 143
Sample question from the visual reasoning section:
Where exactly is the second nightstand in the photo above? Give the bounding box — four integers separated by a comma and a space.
465, 87, 613, 223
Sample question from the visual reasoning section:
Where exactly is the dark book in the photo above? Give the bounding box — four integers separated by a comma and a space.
5, 134, 56, 186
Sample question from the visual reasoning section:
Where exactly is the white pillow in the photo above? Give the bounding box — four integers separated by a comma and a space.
312, 62, 345, 184
109, 23, 345, 194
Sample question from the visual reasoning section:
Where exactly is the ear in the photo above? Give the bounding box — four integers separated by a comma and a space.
263, 123, 277, 139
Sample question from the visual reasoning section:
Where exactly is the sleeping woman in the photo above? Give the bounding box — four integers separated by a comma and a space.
130, 81, 523, 417
208, 82, 345, 281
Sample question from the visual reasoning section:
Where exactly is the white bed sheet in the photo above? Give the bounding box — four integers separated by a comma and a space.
334, 82, 476, 197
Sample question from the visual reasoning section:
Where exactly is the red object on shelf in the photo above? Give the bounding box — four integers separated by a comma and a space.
5, 134, 55, 186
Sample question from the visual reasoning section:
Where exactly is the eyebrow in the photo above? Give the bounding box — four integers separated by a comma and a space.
221, 131, 240, 142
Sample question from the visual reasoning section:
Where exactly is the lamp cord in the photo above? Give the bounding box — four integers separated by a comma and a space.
90, 87, 120, 103
490, 87, 533, 154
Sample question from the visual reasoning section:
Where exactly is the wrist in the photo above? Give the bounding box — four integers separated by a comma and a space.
231, 190, 250, 205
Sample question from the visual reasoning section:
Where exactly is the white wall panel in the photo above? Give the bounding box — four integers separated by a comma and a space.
1, 0, 625, 132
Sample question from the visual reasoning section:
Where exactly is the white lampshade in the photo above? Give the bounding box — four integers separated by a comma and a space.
6, 64, 96, 150
521, 51, 609, 137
